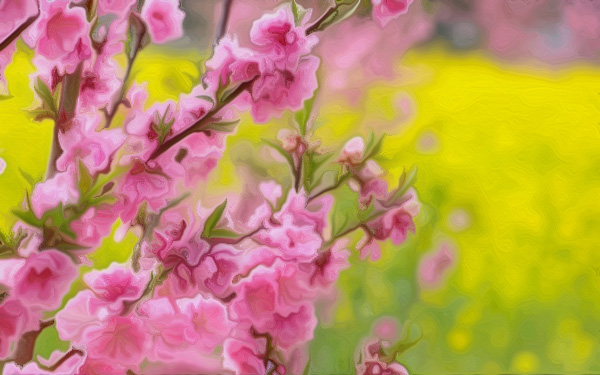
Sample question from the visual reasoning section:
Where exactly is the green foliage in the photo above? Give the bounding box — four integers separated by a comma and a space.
202, 199, 228, 238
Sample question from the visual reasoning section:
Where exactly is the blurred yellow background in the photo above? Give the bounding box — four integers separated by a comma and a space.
1, 41, 600, 373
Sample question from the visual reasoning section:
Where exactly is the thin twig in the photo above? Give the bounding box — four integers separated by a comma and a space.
103, 55, 136, 129
0, 4, 40, 52
147, 79, 255, 161
214, 0, 234, 45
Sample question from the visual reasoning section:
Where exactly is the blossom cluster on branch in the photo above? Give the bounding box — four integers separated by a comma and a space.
0, 0, 420, 374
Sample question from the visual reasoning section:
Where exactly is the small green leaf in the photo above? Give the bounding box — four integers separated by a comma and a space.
262, 138, 296, 174
77, 159, 94, 195
12, 209, 41, 228
294, 94, 316, 136
196, 95, 215, 105
203, 119, 240, 133
34, 77, 57, 115
125, 12, 147, 61
208, 228, 240, 239
202, 199, 228, 238
363, 132, 385, 161
291, 0, 308, 26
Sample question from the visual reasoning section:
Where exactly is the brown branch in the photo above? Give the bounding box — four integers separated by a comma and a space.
214, 0, 234, 45
46, 63, 83, 178
12, 319, 55, 367
306, 3, 340, 35
40, 348, 85, 372
147, 79, 256, 161
103, 55, 136, 129
0, 5, 40, 53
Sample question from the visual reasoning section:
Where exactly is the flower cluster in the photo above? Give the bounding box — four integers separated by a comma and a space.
0, 0, 421, 374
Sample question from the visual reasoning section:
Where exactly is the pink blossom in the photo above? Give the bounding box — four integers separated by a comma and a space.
250, 6, 317, 71
141, 0, 185, 44
223, 337, 266, 375
13, 250, 78, 310
176, 295, 235, 352
368, 189, 419, 246
276, 189, 332, 234
372, 0, 414, 28
249, 54, 320, 123
78, 59, 122, 111
33, 3, 92, 74
418, 243, 456, 289
255, 221, 322, 261
55, 291, 103, 345
339, 136, 365, 165
205, 36, 260, 92
57, 112, 126, 175
263, 303, 316, 348
360, 178, 389, 208
83, 263, 150, 312
0, 299, 29, 358
83, 315, 149, 368
69, 205, 120, 247
311, 240, 351, 286
137, 297, 196, 361
30, 165, 79, 218
0, 0, 38, 82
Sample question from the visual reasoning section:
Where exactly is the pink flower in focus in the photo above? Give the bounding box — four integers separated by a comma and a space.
34, 3, 92, 74
138, 297, 196, 361
55, 291, 103, 345
13, 250, 78, 310
83, 263, 150, 312
70, 205, 120, 247
249, 55, 320, 123
30, 165, 79, 218
57, 112, 126, 175
83, 315, 149, 368
176, 295, 235, 352
418, 243, 456, 289
205, 36, 260, 91
250, 6, 317, 71
264, 303, 317, 348
141, 0, 185, 44
372, 0, 414, 28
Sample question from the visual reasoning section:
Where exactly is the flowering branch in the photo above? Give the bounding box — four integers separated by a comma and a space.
0, 5, 40, 52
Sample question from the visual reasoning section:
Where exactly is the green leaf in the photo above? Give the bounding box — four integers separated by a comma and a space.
196, 95, 215, 105
294, 94, 316, 136
203, 119, 240, 133
363, 132, 385, 161
202, 199, 227, 238
262, 138, 296, 174
12, 209, 41, 228
77, 159, 94, 196
18, 168, 39, 188
386, 166, 418, 206
208, 228, 240, 239
125, 12, 147, 61
291, 0, 308, 26
34, 77, 57, 116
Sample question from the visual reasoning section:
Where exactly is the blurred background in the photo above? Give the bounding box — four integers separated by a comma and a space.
2, 0, 600, 374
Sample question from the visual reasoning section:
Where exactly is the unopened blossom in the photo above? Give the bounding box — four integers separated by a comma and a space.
367, 188, 420, 246
141, 0, 186, 44
372, 0, 414, 28
339, 136, 365, 165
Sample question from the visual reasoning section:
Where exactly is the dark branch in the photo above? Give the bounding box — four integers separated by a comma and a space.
214, 0, 234, 45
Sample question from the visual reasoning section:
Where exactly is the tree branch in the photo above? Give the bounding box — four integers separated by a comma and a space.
214, 0, 234, 45
0, 5, 40, 53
